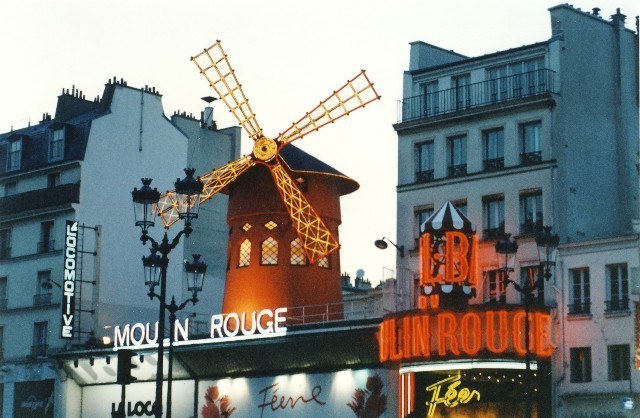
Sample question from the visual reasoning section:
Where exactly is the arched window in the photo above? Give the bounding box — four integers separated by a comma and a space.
238, 239, 251, 267
318, 256, 330, 269
261, 237, 278, 265
290, 238, 306, 265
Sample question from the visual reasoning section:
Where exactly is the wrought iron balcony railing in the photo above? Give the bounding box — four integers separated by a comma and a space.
520, 219, 544, 235
521, 150, 543, 165
0, 299, 6, 310
448, 164, 467, 178
605, 297, 629, 312
0, 182, 80, 217
397, 68, 556, 123
37, 240, 55, 254
33, 293, 52, 307
568, 301, 591, 315
483, 226, 505, 240
483, 157, 504, 172
415, 170, 434, 183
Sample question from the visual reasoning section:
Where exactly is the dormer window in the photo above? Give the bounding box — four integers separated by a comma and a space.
49, 127, 65, 161
7, 139, 22, 171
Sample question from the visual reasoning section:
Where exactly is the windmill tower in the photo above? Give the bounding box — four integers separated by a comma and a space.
157, 41, 379, 319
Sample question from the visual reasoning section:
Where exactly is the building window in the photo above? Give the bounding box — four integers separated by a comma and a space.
447, 135, 467, 177
264, 221, 277, 230
415, 206, 434, 239
32, 322, 48, 357
7, 139, 22, 171
422, 81, 439, 116
4, 181, 16, 196
49, 128, 65, 161
485, 270, 506, 304
238, 239, 251, 267
0, 277, 6, 310
570, 347, 592, 382
482, 128, 504, 171
520, 266, 542, 304
0, 229, 10, 260
414, 141, 434, 183
35, 271, 52, 307
520, 121, 542, 164
452, 200, 467, 216
452, 74, 471, 110
290, 238, 306, 265
482, 195, 504, 239
318, 256, 330, 269
38, 221, 54, 253
47, 173, 60, 188
608, 344, 630, 381
486, 65, 508, 102
519, 191, 543, 234
569, 268, 591, 314
606, 264, 629, 311
261, 237, 278, 265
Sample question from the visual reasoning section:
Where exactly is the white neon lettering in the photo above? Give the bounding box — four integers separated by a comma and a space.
223, 313, 239, 337
240, 311, 257, 335
275, 308, 288, 333
174, 318, 189, 341
114, 325, 130, 348
257, 309, 274, 334
210, 314, 224, 338
130, 323, 145, 346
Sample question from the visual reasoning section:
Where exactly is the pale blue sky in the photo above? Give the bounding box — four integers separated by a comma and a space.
1, 0, 637, 284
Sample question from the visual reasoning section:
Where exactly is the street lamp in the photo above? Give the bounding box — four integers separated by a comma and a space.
374, 237, 405, 258
495, 227, 558, 418
132, 169, 204, 418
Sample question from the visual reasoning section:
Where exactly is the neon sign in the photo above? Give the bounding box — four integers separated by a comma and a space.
61, 220, 78, 339
425, 374, 480, 417
378, 307, 554, 362
113, 308, 287, 349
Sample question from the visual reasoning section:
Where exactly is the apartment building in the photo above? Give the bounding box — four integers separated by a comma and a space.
394, 5, 638, 417
0, 80, 238, 417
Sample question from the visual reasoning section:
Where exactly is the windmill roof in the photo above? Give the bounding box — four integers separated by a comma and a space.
279, 145, 359, 195
421, 201, 475, 235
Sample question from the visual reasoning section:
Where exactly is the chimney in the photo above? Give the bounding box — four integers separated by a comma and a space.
201, 96, 218, 130
592, 7, 600, 16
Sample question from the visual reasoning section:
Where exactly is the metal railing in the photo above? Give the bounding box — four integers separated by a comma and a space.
0, 182, 80, 217
568, 301, 591, 315
483, 157, 504, 172
448, 164, 467, 178
33, 293, 52, 307
415, 170, 434, 183
605, 298, 629, 312
0, 247, 10, 260
483, 226, 505, 240
521, 151, 542, 165
520, 220, 544, 235
285, 300, 385, 325
0, 299, 6, 310
37, 240, 55, 254
398, 69, 556, 123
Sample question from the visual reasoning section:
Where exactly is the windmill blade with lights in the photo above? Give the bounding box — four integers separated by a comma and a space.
156, 40, 380, 264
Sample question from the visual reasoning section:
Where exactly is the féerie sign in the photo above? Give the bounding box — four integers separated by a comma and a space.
114, 308, 287, 349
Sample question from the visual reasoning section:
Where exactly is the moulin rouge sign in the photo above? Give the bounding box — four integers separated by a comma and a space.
379, 202, 554, 363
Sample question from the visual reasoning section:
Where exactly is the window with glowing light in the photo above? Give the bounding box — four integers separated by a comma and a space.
607, 344, 630, 381
264, 221, 277, 230
520, 265, 541, 305
290, 238, 306, 265
318, 256, 330, 269
570, 347, 592, 383
261, 237, 278, 265
238, 239, 251, 267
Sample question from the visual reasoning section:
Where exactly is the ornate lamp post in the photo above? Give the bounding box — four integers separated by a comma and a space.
495, 227, 558, 418
132, 169, 204, 418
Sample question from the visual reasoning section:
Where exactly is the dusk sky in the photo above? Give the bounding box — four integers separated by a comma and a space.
1, 0, 637, 285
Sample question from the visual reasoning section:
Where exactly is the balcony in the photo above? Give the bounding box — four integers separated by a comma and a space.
520, 151, 542, 165
31, 344, 48, 357
0, 182, 80, 217
448, 164, 467, 178
37, 240, 55, 254
483, 226, 505, 240
568, 301, 591, 315
397, 69, 556, 123
415, 170, 434, 183
483, 157, 504, 172
605, 297, 629, 312
0, 247, 9, 260
33, 293, 52, 307
0, 299, 6, 310
520, 219, 544, 235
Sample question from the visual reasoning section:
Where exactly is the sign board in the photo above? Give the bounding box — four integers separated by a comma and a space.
60, 220, 78, 339
379, 306, 554, 363
13, 380, 54, 418
81, 381, 194, 418
199, 369, 389, 418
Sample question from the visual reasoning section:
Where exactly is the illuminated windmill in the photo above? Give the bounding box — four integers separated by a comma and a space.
156, 40, 380, 264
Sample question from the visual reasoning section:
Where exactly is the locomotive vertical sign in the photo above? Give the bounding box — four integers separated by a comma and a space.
60, 220, 78, 339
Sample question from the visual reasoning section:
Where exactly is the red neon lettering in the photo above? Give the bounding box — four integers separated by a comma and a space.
437, 313, 460, 356
445, 232, 469, 282
486, 310, 509, 354
389, 318, 403, 361
411, 315, 430, 357
534, 312, 554, 357
460, 313, 482, 355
